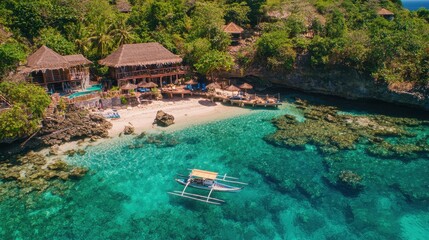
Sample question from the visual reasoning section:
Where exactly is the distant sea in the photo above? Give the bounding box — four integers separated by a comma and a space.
402, 0, 429, 10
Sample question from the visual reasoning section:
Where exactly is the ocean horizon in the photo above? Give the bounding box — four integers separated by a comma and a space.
403, 0, 429, 10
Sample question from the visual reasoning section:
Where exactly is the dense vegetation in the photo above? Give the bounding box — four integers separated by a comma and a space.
0, 0, 428, 140
0, 82, 50, 141
0, 0, 428, 85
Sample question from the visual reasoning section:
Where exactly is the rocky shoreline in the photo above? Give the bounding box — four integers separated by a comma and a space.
0, 105, 113, 199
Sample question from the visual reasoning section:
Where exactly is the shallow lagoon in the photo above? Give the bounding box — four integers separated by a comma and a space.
1, 92, 428, 239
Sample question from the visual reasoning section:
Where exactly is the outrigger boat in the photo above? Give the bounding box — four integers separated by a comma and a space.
168, 169, 247, 205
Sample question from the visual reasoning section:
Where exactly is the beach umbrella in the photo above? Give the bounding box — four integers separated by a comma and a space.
184, 79, 198, 85
239, 83, 253, 90
206, 82, 222, 89
225, 85, 240, 92
121, 83, 137, 90
239, 83, 253, 94
138, 81, 158, 88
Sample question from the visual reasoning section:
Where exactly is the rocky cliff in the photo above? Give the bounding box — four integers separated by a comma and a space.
226, 66, 429, 111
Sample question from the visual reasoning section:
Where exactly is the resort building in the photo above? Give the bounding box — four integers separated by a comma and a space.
378, 8, 394, 21
223, 22, 244, 44
21, 46, 92, 92
99, 43, 187, 88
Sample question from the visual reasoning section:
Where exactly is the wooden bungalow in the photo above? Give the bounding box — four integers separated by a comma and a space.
21, 46, 92, 92
223, 22, 244, 44
98, 43, 187, 88
378, 8, 394, 21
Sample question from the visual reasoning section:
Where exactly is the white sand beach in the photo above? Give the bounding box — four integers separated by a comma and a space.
107, 97, 252, 136
49, 97, 252, 155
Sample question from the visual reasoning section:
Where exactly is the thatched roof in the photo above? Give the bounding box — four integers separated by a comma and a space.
207, 82, 221, 89
223, 22, 244, 34
378, 8, 394, 16
24, 46, 92, 72
64, 54, 93, 66
121, 83, 137, 90
26, 45, 70, 71
116, 0, 132, 13
225, 85, 240, 92
99, 43, 182, 68
138, 81, 158, 88
239, 83, 253, 90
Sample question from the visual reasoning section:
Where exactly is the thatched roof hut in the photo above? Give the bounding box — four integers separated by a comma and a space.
225, 85, 240, 92
207, 82, 221, 89
378, 8, 394, 16
138, 81, 158, 88
239, 83, 253, 90
23, 46, 92, 72
121, 83, 137, 90
99, 43, 182, 68
26, 46, 70, 71
223, 22, 244, 34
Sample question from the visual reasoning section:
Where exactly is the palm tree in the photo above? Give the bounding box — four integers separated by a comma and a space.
87, 21, 115, 58
110, 16, 136, 47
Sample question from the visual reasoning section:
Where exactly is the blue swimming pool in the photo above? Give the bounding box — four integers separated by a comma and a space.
68, 84, 102, 99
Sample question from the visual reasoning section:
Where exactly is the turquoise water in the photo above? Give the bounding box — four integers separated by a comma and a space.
68, 84, 102, 99
1, 93, 429, 239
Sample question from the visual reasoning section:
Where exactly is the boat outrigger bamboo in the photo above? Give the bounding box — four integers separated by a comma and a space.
168, 169, 247, 205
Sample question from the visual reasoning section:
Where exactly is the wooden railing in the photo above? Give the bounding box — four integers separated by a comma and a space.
116, 66, 189, 80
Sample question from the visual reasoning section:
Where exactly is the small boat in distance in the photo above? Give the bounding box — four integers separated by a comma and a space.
168, 169, 247, 205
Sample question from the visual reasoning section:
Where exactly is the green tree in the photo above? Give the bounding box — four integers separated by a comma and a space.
326, 10, 346, 38
257, 31, 296, 71
0, 42, 27, 76
225, 2, 251, 25
190, 2, 230, 51
184, 38, 212, 65
36, 28, 76, 55
0, 81, 51, 140
194, 50, 234, 80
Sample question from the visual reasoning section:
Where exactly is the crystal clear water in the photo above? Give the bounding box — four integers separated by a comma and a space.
1, 92, 428, 239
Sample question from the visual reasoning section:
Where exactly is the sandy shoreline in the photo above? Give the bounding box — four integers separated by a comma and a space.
47, 97, 252, 156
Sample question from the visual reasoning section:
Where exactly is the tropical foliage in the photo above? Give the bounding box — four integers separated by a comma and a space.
0, 82, 51, 140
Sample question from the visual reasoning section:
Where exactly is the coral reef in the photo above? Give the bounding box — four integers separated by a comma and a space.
265, 98, 429, 159
0, 152, 87, 200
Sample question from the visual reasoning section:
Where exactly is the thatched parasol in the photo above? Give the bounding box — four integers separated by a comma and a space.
184, 79, 198, 85
121, 83, 137, 90
206, 82, 221, 89
138, 81, 158, 88
225, 85, 240, 92
239, 83, 253, 90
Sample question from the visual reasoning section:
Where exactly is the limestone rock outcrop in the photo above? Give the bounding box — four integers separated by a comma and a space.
153, 110, 175, 127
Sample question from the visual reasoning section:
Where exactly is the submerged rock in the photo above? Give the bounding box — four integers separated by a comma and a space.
0, 152, 88, 200
153, 110, 175, 127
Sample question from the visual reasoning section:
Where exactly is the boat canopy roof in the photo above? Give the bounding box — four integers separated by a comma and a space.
191, 169, 218, 180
